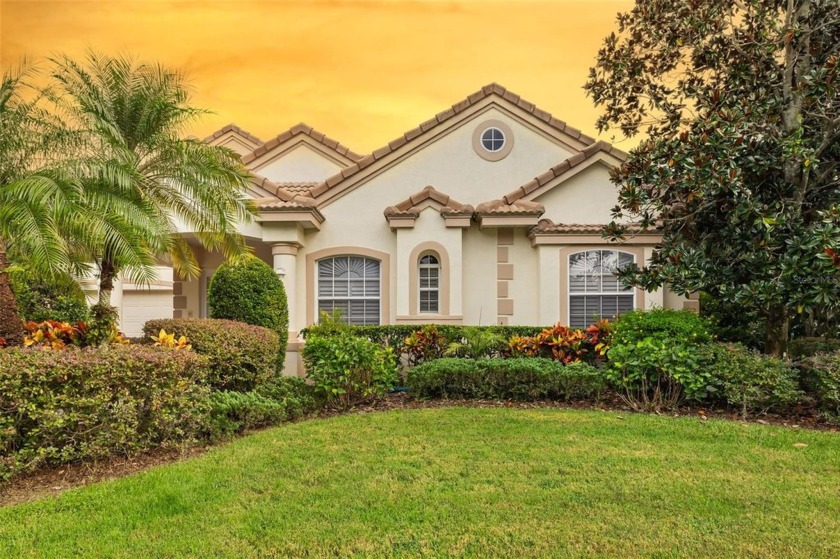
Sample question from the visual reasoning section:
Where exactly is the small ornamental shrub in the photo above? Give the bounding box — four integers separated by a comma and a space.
605, 310, 715, 411
150, 329, 191, 350
208, 391, 290, 438
300, 324, 546, 350
144, 318, 280, 392
698, 343, 801, 418
788, 337, 840, 359
23, 320, 89, 349
797, 351, 840, 421
0, 345, 211, 480
403, 324, 448, 365
9, 269, 90, 324
208, 254, 289, 371
509, 321, 611, 363
407, 358, 604, 401
302, 333, 398, 408
605, 339, 715, 410
445, 327, 508, 359
256, 375, 319, 420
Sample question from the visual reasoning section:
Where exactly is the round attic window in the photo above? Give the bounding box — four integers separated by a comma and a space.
472, 119, 514, 161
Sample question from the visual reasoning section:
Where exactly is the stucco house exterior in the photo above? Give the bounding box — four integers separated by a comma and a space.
96, 83, 693, 375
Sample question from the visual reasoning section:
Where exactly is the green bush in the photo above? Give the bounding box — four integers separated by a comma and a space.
605, 309, 715, 411
256, 375, 320, 420
611, 308, 713, 346
144, 318, 280, 392
208, 391, 290, 438
302, 332, 398, 408
9, 269, 90, 324
0, 345, 211, 480
407, 358, 604, 401
797, 352, 840, 421
697, 343, 801, 418
208, 254, 289, 371
788, 337, 840, 359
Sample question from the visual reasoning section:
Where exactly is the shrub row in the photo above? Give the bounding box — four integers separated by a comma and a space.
0, 345, 211, 481
407, 358, 604, 401
143, 318, 279, 392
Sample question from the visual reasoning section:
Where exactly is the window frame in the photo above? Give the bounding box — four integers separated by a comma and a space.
567, 249, 636, 328
418, 253, 441, 314
316, 255, 382, 326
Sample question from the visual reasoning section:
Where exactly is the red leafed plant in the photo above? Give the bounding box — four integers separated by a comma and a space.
509, 320, 611, 364
24, 320, 90, 350
402, 325, 448, 366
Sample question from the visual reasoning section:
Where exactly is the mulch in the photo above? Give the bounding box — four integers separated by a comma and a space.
2, 393, 836, 507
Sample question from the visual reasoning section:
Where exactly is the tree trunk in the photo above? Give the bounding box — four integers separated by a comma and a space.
765, 304, 790, 357
0, 238, 25, 346
96, 259, 116, 313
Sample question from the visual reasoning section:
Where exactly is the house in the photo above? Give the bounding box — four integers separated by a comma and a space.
99, 83, 693, 375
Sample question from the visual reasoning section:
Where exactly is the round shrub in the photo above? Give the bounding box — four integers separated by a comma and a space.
144, 318, 280, 392
10, 269, 90, 324
208, 254, 288, 371
611, 308, 713, 346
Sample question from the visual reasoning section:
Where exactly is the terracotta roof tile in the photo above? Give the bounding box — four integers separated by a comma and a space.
529, 219, 651, 235
203, 123, 262, 145
312, 83, 604, 202
475, 198, 545, 217
384, 186, 474, 219
240, 122, 363, 165
248, 174, 321, 216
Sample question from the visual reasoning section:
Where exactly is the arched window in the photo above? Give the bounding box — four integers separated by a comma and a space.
418, 254, 440, 313
317, 256, 380, 325
568, 250, 635, 328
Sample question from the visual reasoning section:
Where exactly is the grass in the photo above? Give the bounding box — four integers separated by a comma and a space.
1, 407, 839, 558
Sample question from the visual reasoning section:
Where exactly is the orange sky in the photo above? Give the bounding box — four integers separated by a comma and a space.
1, 0, 635, 153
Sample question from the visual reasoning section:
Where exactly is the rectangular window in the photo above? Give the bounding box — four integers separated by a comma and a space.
568, 250, 634, 328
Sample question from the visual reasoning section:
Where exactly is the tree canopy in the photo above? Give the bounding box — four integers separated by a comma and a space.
586, 0, 840, 354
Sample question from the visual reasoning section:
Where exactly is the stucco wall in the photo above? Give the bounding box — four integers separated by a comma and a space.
256, 144, 344, 183
534, 163, 621, 224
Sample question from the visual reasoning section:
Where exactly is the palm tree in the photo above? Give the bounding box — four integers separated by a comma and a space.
48, 53, 255, 331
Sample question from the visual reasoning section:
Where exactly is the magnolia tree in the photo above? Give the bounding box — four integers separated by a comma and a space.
585, 0, 840, 355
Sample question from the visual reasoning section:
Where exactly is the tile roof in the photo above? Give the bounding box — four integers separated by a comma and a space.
383, 186, 474, 218
249, 175, 320, 210
203, 123, 262, 145
529, 219, 652, 235
274, 182, 320, 195
503, 141, 628, 204
241, 123, 363, 165
474, 198, 545, 217
310, 82, 601, 200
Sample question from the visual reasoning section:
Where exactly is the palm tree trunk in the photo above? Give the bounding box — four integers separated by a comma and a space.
0, 238, 25, 346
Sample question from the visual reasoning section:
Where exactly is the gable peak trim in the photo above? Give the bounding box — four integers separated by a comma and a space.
203, 123, 262, 145
241, 122, 363, 165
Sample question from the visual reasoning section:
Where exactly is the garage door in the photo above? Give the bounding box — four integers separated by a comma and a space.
121, 291, 174, 338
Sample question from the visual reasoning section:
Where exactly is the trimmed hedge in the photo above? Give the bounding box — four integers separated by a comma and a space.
143, 318, 279, 392
208, 254, 289, 371
301, 324, 546, 348
0, 345, 211, 480
407, 358, 604, 401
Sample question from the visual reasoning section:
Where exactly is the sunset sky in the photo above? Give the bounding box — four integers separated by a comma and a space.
1, 0, 635, 153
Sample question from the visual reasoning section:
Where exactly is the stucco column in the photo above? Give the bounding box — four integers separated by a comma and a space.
272, 243, 300, 334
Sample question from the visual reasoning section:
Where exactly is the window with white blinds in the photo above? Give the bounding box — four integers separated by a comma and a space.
317, 256, 381, 325
418, 254, 440, 313
568, 250, 635, 328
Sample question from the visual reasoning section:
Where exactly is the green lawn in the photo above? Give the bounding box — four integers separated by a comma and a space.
2, 408, 839, 558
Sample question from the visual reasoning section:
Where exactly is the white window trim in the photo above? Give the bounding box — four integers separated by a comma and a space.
566, 250, 636, 327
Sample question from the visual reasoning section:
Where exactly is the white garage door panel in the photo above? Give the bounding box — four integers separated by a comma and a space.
121, 292, 173, 338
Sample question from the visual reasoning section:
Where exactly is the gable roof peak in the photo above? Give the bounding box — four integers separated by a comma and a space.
241, 122, 363, 165
203, 123, 262, 145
